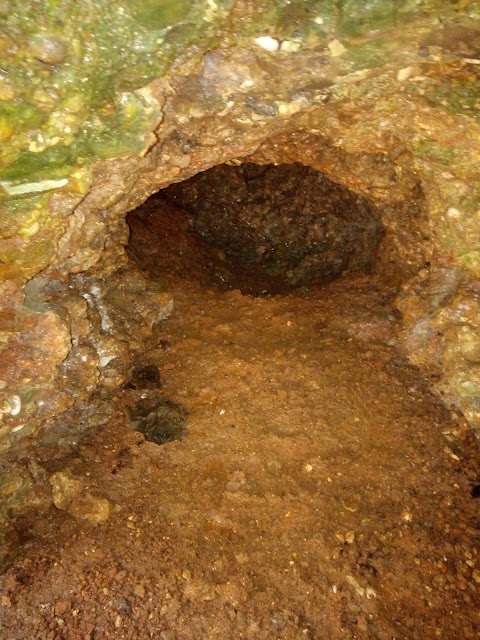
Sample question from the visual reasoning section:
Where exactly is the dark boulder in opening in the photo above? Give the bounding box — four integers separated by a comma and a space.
158, 163, 385, 295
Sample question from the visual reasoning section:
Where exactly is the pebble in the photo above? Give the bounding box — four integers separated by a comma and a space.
328, 39, 347, 57
345, 531, 355, 544
397, 67, 413, 82
254, 36, 280, 52
134, 584, 145, 598
31, 34, 67, 65
446, 207, 462, 219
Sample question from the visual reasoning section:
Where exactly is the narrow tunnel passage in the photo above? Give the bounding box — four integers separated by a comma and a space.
2, 163, 479, 639
161, 163, 385, 294
124, 161, 412, 451
128, 162, 391, 297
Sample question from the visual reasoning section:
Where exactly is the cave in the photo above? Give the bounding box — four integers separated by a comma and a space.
127, 160, 427, 294
1, 2, 480, 638
142, 163, 387, 295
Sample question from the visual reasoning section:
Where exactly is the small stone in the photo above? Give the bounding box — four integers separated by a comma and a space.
397, 67, 413, 81
49, 471, 83, 510
366, 586, 377, 599
254, 36, 280, 52
134, 584, 146, 598
167, 153, 192, 169
328, 39, 347, 57
280, 40, 301, 53
446, 207, 462, 219
346, 575, 365, 597
30, 34, 67, 65
69, 492, 111, 524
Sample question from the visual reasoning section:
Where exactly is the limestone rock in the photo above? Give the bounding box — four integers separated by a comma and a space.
49, 471, 83, 511
49, 471, 111, 525
68, 492, 111, 525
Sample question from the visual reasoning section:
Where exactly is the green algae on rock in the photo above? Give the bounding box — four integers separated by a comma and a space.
0, 0, 225, 186
126, 0, 193, 30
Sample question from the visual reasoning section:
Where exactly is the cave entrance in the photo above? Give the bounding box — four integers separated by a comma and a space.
127, 163, 390, 297
7, 162, 480, 638
123, 160, 426, 445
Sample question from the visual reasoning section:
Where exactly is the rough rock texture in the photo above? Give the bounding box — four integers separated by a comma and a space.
0, 1, 480, 557
162, 163, 385, 293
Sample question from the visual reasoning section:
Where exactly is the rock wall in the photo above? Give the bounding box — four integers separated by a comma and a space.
1, 0, 480, 467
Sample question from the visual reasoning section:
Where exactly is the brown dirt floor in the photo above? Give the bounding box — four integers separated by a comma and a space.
1, 200, 479, 640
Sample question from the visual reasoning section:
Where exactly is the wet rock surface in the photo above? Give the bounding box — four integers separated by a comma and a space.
0, 2, 480, 636
0, 265, 174, 556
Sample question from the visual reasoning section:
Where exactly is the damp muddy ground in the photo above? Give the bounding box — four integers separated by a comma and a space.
1, 198, 479, 639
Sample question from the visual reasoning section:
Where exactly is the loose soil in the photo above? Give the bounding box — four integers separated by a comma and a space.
1, 199, 479, 640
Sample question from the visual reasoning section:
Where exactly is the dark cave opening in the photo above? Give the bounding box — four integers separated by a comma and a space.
127, 163, 387, 296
